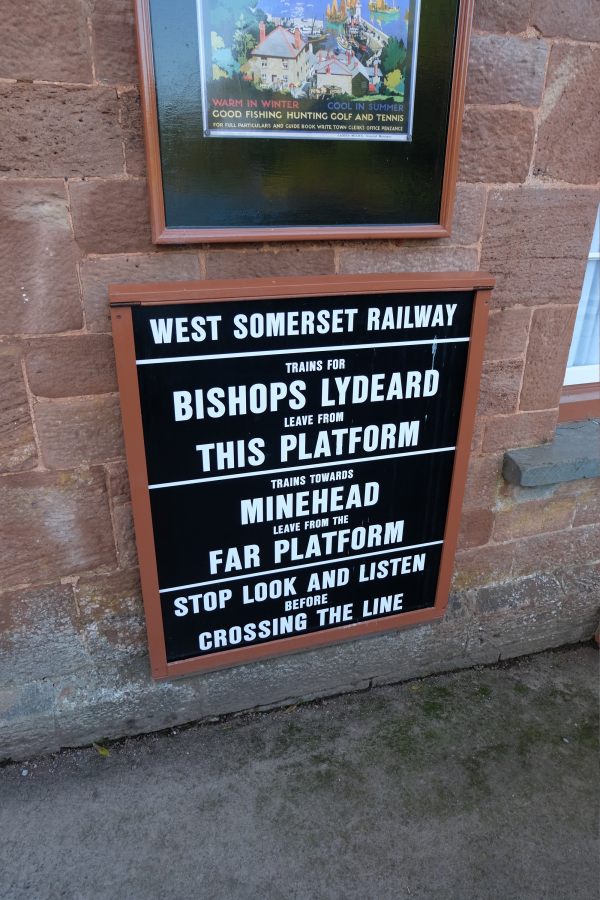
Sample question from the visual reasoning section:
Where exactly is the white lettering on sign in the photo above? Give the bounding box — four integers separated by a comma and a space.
195, 438, 266, 471
358, 554, 426, 581
173, 589, 233, 616
240, 482, 379, 525
232, 308, 358, 339
316, 604, 354, 626
273, 520, 404, 563
362, 593, 404, 617
173, 381, 306, 420
208, 544, 261, 574
307, 568, 350, 590
321, 370, 439, 405
280, 422, 420, 462
149, 315, 222, 343
242, 577, 297, 604
366, 304, 457, 331
198, 613, 308, 651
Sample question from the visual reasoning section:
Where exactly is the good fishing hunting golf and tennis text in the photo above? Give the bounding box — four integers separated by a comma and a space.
198, 0, 421, 139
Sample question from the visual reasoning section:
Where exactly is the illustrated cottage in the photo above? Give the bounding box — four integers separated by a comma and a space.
250, 23, 312, 90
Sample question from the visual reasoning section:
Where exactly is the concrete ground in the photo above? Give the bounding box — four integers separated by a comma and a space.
0, 646, 598, 900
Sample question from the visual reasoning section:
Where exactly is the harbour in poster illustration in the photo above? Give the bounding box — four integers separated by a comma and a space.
197, 0, 421, 139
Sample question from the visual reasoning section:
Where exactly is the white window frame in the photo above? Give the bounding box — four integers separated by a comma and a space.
564, 205, 600, 387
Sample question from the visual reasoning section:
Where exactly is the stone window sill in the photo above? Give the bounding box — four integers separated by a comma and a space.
503, 419, 600, 487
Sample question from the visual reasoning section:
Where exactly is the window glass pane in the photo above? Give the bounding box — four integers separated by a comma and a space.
565, 206, 600, 385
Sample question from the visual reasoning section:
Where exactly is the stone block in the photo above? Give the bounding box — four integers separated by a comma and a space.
0, 345, 36, 473
112, 501, 137, 570
120, 90, 146, 177
503, 419, 600, 486
473, 0, 531, 33
520, 307, 577, 411
107, 459, 131, 506
0, 468, 116, 588
206, 245, 336, 279
2, 573, 599, 757
338, 245, 479, 274
481, 410, 557, 453
469, 564, 600, 659
484, 308, 532, 362
0, 0, 93, 83
470, 416, 485, 454
0, 583, 90, 685
75, 569, 146, 664
512, 524, 600, 578
80, 252, 202, 332
91, 0, 138, 84
481, 188, 600, 309
35, 396, 124, 469
534, 45, 600, 185
463, 453, 503, 510
374, 184, 485, 249
47, 662, 194, 751
0, 680, 57, 760
447, 183, 487, 245
70, 179, 154, 254
453, 541, 516, 590
467, 35, 549, 107
477, 359, 523, 416
0, 84, 124, 178
457, 508, 495, 550
0, 181, 82, 335
344, 185, 483, 250
555, 474, 600, 501
107, 461, 138, 567
531, 0, 600, 41
493, 496, 575, 541
573, 478, 600, 527
459, 107, 535, 184
499, 479, 560, 505
24, 336, 117, 398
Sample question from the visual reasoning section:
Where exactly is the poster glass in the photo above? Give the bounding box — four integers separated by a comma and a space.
135, 0, 473, 239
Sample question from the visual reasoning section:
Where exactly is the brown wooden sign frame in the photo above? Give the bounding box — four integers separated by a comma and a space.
134, 0, 475, 244
110, 272, 493, 679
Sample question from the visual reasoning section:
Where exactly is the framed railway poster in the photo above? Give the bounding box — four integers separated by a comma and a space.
134, 0, 475, 242
110, 271, 494, 679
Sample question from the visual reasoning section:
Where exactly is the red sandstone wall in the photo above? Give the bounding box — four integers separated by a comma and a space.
0, 1, 599, 753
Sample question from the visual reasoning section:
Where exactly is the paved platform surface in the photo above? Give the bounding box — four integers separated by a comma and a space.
1, 645, 598, 900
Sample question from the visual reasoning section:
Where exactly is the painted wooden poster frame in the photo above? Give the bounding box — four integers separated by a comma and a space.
134, 0, 475, 244
110, 271, 493, 679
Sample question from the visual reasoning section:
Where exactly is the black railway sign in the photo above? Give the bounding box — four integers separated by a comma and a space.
110, 273, 492, 678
